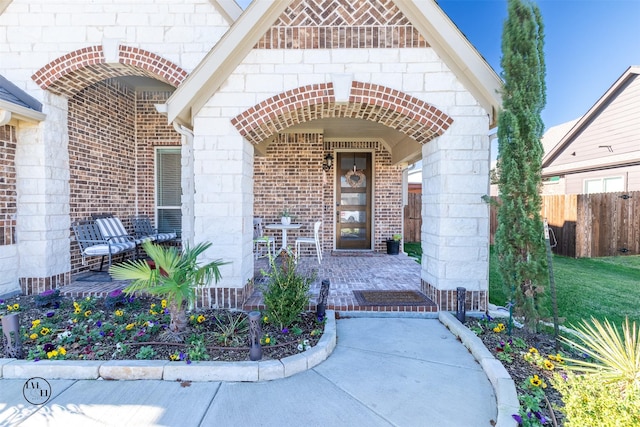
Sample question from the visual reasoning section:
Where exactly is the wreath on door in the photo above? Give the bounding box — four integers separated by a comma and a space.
345, 169, 365, 188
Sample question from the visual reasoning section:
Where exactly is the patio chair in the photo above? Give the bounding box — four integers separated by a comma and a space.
131, 214, 177, 243
94, 215, 153, 259
294, 220, 322, 265
253, 217, 275, 259
72, 220, 137, 273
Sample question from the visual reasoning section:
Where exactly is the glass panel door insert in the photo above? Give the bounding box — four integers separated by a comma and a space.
336, 152, 371, 249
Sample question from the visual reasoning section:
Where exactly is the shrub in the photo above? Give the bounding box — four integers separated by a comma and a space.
260, 253, 312, 331
560, 317, 639, 390
552, 372, 640, 427
552, 317, 640, 426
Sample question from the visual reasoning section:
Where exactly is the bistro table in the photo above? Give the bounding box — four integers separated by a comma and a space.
264, 223, 302, 253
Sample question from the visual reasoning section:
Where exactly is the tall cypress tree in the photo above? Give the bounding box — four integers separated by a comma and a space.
495, 0, 548, 332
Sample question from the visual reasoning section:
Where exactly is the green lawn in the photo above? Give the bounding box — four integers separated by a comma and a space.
489, 246, 640, 328
404, 242, 421, 263
408, 242, 639, 327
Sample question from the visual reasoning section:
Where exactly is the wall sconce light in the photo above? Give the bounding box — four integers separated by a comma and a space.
323, 153, 333, 171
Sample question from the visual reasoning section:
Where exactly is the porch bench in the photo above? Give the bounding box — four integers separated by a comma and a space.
72, 220, 137, 273
131, 214, 177, 243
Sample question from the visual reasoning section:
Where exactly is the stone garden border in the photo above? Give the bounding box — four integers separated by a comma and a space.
439, 311, 519, 427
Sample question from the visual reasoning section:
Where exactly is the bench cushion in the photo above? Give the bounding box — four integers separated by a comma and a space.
83, 241, 136, 256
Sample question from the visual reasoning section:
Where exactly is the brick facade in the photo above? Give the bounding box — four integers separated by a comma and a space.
68, 79, 179, 274
0, 125, 17, 246
257, 0, 428, 49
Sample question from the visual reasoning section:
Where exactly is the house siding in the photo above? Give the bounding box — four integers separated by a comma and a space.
548, 74, 640, 168
564, 165, 640, 194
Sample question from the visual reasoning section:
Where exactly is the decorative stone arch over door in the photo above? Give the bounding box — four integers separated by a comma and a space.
231, 82, 453, 146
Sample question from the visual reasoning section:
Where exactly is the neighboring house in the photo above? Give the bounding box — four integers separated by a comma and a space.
542, 66, 640, 194
0, 0, 501, 311
539, 119, 579, 195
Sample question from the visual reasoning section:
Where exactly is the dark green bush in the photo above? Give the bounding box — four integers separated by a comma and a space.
260, 253, 312, 331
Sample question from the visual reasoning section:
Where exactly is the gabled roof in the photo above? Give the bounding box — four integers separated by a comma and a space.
0, 75, 46, 125
542, 66, 640, 175
541, 118, 579, 156
166, 0, 502, 128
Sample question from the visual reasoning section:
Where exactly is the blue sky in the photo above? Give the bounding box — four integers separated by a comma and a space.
235, 0, 640, 129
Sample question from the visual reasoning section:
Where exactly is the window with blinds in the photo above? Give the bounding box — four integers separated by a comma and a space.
156, 147, 181, 235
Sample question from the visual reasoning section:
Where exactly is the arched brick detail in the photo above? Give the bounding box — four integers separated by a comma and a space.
32, 45, 187, 97
231, 82, 453, 145
118, 46, 187, 87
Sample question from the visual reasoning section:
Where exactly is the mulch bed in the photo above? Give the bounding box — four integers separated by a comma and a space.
0, 292, 324, 363
473, 318, 569, 426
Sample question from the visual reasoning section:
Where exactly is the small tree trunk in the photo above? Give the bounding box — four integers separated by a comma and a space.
168, 301, 187, 334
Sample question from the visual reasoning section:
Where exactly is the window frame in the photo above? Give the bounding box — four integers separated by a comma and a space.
155, 146, 182, 234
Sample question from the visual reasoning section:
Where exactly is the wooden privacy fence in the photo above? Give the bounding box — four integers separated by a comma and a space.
404, 192, 422, 242
490, 191, 640, 258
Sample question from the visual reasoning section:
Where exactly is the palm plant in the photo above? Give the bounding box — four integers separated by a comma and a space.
109, 241, 226, 342
560, 317, 640, 391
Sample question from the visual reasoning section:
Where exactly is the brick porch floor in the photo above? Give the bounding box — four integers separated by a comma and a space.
61, 252, 436, 313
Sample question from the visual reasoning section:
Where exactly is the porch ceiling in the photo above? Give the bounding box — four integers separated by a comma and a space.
256, 117, 422, 165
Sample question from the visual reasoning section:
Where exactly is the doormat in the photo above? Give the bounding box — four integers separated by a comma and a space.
353, 290, 436, 307
331, 251, 383, 257
75, 271, 112, 282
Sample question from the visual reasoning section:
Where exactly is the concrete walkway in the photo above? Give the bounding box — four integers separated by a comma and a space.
0, 317, 497, 427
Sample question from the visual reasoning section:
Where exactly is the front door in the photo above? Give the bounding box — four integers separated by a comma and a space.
336, 152, 372, 250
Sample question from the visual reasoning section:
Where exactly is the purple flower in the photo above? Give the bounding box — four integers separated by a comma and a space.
108, 289, 123, 298
179, 351, 186, 361
43, 343, 55, 352
40, 289, 55, 297
281, 328, 289, 334
99, 331, 105, 337
46, 311, 55, 318
317, 314, 324, 322
186, 359, 192, 364
96, 321, 102, 327
0, 299, 4, 304
512, 414, 522, 424
534, 412, 547, 423
34, 357, 40, 362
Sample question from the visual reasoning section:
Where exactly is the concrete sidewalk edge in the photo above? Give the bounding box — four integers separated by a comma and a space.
439, 311, 519, 427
